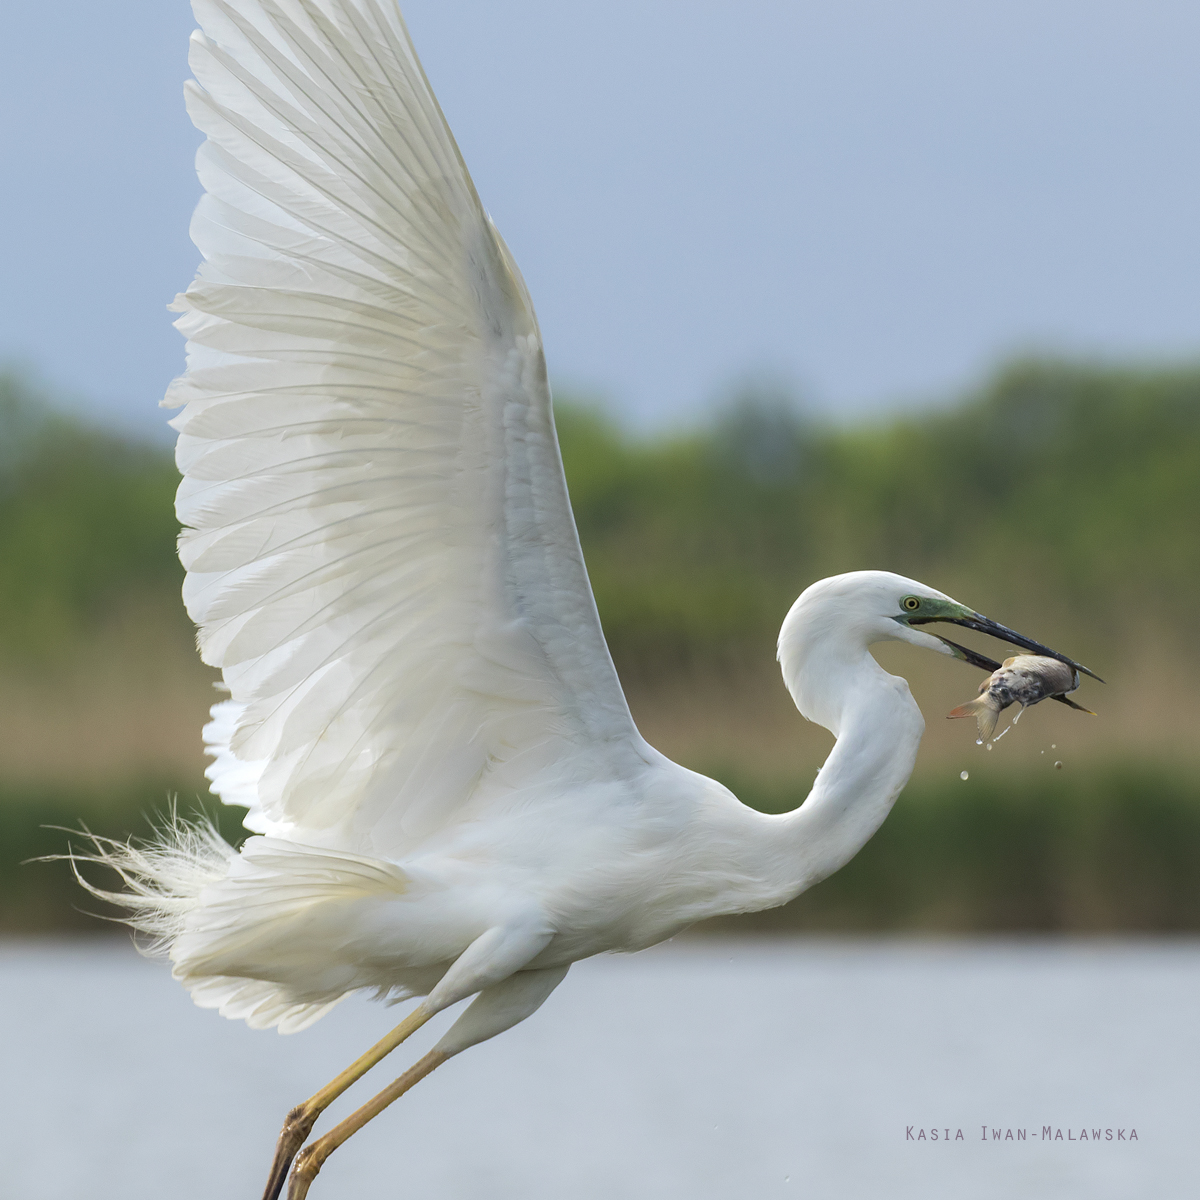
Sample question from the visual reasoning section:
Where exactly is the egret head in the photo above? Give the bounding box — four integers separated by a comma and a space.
780, 570, 1101, 680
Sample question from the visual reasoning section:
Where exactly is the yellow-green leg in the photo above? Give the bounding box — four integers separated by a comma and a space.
260, 1005, 433, 1200
279, 964, 570, 1199
286, 1050, 449, 1200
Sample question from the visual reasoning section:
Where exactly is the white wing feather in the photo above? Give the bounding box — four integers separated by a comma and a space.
170, 0, 646, 855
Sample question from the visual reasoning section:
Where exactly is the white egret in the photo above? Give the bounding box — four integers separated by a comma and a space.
74, 2, 1100, 1196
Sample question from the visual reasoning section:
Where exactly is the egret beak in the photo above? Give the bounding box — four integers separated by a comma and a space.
909, 611, 1105, 684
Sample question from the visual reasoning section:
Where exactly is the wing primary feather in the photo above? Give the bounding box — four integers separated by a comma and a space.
194, 26, 462, 266
174, 0, 644, 852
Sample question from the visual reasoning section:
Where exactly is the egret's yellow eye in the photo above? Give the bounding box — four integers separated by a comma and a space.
902, 596, 921, 612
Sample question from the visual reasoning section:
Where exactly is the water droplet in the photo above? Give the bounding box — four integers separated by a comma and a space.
1051, 744, 1056, 749
960, 771, 969, 781
993, 724, 1010, 742
1012, 707, 1023, 723
784, 1178, 791, 1184
986, 743, 993, 751
975, 738, 983, 746
1054, 761, 1063, 770
1041, 749, 1045, 754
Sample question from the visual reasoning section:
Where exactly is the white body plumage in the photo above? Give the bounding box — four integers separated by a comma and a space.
136, 568, 946, 1033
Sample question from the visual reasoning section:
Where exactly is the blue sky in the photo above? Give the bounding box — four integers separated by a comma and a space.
3, 0, 1200, 437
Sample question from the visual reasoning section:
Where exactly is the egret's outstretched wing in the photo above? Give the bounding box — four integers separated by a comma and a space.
170, 0, 644, 853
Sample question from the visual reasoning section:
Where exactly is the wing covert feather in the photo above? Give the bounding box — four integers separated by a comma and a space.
171, 0, 644, 853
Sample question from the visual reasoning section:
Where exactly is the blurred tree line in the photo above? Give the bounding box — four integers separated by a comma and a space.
0, 374, 183, 665
559, 360, 1200, 681
3, 358, 1198, 674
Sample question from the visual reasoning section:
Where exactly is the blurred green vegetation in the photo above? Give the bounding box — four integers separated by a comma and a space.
2, 358, 1198, 672
1, 360, 1197, 932
558, 359, 1200, 679
0, 373, 184, 666
709, 766, 1200, 933
6, 770, 1197, 935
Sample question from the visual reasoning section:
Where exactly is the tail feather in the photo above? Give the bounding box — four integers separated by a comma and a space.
185, 975, 346, 1033
54, 809, 411, 1033
54, 809, 236, 954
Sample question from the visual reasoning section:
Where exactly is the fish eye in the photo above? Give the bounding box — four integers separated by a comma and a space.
902, 596, 921, 612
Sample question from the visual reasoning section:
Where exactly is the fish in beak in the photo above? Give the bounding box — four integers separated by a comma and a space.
893, 593, 1103, 734
947, 654, 1093, 741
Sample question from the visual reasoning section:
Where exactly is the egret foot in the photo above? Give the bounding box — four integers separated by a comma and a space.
285, 1050, 449, 1200
260, 1006, 434, 1200
260, 1105, 319, 1200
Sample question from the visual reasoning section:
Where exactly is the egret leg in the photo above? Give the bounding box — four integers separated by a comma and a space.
260, 1004, 434, 1200
286, 1049, 448, 1199
285, 965, 569, 1200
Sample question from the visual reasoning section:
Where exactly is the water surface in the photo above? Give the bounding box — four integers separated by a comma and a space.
3, 938, 1195, 1199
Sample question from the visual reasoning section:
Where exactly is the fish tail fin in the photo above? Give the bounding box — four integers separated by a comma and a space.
947, 696, 999, 741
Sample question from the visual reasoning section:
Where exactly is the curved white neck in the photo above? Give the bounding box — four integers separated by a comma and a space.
726, 637, 926, 913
